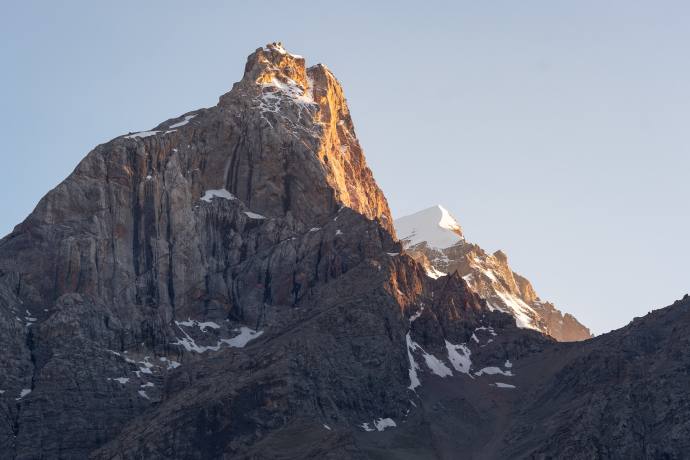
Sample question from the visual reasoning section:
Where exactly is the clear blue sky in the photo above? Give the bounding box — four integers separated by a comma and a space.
1, 1, 688, 335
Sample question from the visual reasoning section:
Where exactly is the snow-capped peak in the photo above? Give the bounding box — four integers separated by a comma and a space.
394, 205, 465, 250
394, 205, 594, 342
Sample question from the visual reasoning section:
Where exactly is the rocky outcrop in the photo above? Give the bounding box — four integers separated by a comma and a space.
395, 205, 593, 341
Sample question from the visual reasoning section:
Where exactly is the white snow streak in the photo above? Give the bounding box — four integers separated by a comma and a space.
494, 382, 516, 388
169, 115, 196, 128
406, 333, 421, 390
125, 131, 159, 139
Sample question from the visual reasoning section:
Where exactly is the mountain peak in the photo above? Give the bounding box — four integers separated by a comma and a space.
394, 205, 464, 250
239, 42, 309, 90
394, 205, 594, 342
492, 249, 508, 263
216, 44, 395, 235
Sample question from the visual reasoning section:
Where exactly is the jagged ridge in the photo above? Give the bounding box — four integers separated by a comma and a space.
394, 205, 593, 341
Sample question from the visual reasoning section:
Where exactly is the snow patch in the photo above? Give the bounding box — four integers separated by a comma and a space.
264, 44, 287, 54
16, 389, 31, 400
138, 390, 150, 399
244, 211, 266, 219
197, 321, 220, 332
493, 291, 537, 329
173, 321, 222, 353
425, 266, 446, 279
407, 331, 452, 379
113, 377, 129, 384
374, 418, 396, 431
200, 189, 235, 202
493, 382, 515, 388
221, 327, 264, 348
169, 115, 196, 128
446, 341, 472, 374
174, 337, 221, 354
410, 305, 425, 323
423, 353, 453, 377
125, 131, 159, 139
261, 77, 315, 106
474, 367, 513, 377
138, 357, 154, 375
475, 326, 497, 336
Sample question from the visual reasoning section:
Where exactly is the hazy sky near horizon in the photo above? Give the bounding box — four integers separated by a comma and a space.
1, 1, 688, 336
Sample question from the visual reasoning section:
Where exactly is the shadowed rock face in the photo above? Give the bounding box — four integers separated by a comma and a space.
395, 205, 594, 342
0, 44, 688, 460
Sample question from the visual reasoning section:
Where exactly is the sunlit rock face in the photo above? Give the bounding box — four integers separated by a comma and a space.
395, 205, 594, 341
222, 42, 395, 235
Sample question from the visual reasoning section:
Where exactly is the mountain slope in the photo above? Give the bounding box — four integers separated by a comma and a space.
349, 295, 690, 460
395, 205, 593, 341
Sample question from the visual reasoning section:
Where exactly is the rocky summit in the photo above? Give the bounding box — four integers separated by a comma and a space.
0, 44, 688, 460
394, 205, 593, 342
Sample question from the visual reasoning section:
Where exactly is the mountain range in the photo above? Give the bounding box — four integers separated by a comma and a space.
0, 43, 688, 460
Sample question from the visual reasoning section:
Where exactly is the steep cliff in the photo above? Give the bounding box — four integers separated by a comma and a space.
0, 42, 401, 458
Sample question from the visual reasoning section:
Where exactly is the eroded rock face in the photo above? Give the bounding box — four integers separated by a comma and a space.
395, 205, 594, 342
0, 42, 400, 458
